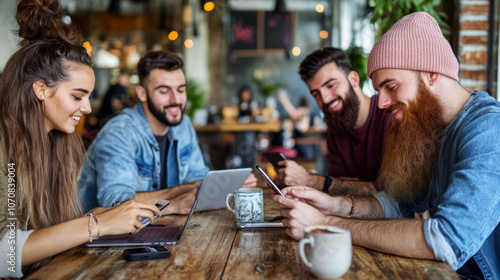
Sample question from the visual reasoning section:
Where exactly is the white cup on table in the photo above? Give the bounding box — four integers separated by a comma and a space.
298, 225, 352, 279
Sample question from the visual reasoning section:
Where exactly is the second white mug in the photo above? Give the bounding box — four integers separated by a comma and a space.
226, 188, 264, 222
298, 225, 352, 279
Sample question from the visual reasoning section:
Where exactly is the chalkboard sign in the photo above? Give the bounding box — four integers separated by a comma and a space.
231, 11, 293, 53
264, 12, 291, 49
231, 12, 258, 50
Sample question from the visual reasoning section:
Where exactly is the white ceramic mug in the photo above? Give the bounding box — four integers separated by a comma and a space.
226, 188, 264, 222
298, 226, 352, 279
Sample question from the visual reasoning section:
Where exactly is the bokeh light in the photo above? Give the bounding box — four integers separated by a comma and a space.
184, 39, 194, 48
319, 30, 329, 39
292, 47, 301, 56
315, 4, 324, 13
168, 31, 179, 41
83, 41, 92, 56
204, 1, 215, 12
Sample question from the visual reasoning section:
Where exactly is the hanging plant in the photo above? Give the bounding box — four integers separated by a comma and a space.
252, 75, 284, 99
369, 0, 451, 40
346, 45, 368, 88
185, 79, 206, 117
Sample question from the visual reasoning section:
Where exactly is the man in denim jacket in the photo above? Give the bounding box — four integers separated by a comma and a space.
273, 12, 499, 279
80, 51, 245, 214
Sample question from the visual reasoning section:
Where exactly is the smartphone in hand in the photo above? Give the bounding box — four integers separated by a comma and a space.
141, 199, 170, 228
123, 246, 171, 261
262, 152, 287, 170
255, 164, 285, 197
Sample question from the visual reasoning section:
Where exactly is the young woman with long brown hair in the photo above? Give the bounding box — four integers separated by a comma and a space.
0, 0, 160, 277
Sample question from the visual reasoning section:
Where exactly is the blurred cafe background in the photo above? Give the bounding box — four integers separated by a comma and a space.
0, 0, 498, 173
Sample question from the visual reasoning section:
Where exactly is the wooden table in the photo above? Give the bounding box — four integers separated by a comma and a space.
26, 189, 459, 279
193, 119, 282, 133
219, 120, 281, 132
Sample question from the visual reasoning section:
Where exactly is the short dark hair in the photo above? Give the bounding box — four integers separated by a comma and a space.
298, 47, 352, 81
137, 51, 184, 86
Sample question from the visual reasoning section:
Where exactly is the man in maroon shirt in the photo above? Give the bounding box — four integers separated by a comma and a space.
277, 47, 392, 196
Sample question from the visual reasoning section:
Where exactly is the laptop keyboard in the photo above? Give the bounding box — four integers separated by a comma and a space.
131, 226, 181, 243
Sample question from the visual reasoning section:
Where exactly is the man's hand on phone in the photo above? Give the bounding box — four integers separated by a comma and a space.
256, 165, 286, 197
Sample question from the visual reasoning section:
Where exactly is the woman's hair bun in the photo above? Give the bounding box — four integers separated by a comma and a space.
16, 0, 82, 47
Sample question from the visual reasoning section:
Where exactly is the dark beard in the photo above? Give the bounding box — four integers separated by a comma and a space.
146, 89, 185, 127
378, 80, 445, 201
323, 82, 360, 134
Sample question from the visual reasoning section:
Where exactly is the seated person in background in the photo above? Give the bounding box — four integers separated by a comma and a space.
277, 89, 314, 160
98, 70, 131, 127
236, 85, 260, 122
1, 1, 159, 277
276, 47, 392, 196
79, 51, 257, 214
273, 12, 500, 279
228, 85, 261, 168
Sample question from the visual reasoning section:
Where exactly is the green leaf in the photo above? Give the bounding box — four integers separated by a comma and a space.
186, 79, 206, 117
371, 0, 450, 40
346, 45, 368, 87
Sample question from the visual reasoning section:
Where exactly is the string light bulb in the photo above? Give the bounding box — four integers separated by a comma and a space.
168, 31, 179, 41
204, 1, 215, 12
184, 39, 194, 48
292, 47, 301, 56
319, 30, 329, 39
315, 4, 324, 13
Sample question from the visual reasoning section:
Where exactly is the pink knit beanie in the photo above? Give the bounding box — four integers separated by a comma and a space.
367, 12, 459, 81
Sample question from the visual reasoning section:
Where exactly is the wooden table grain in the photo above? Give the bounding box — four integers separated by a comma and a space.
26, 189, 459, 280
193, 119, 282, 133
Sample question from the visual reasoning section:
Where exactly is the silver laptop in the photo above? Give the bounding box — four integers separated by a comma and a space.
194, 168, 252, 212
85, 171, 207, 247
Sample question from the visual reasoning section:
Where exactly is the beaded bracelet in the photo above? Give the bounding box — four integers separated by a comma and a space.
87, 213, 95, 242
87, 213, 100, 242
346, 194, 356, 219
92, 214, 100, 240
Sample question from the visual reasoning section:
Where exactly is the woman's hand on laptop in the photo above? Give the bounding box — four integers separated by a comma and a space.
96, 200, 161, 235
242, 173, 258, 188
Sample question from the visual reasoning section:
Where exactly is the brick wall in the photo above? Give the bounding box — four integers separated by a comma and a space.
458, 0, 490, 91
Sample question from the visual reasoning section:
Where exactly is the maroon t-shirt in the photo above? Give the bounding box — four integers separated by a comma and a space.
327, 94, 392, 191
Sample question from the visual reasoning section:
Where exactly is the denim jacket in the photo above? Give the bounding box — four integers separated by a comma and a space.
375, 92, 500, 279
79, 104, 209, 211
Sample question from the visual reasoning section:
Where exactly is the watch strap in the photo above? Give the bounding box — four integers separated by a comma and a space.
323, 176, 333, 193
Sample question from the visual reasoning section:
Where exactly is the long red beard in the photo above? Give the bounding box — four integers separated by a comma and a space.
378, 80, 445, 201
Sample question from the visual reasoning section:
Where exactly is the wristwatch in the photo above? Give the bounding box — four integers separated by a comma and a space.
323, 176, 333, 193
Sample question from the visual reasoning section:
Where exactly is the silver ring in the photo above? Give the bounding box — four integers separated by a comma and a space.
139, 209, 143, 217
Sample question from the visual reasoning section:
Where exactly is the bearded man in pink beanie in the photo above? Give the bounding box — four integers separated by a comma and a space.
272, 12, 500, 279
